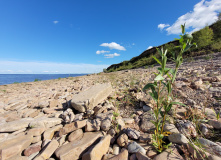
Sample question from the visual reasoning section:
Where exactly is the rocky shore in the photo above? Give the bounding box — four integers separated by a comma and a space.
0, 53, 221, 160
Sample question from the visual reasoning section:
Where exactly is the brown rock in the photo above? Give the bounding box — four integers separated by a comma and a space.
55, 132, 102, 160
0, 134, 33, 160
58, 122, 77, 136
27, 127, 46, 137
68, 129, 83, 142
117, 133, 128, 147
136, 152, 151, 160
108, 148, 128, 160
23, 142, 42, 156
82, 135, 111, 160
43, 124, 62, 140
34, 140, 59, 160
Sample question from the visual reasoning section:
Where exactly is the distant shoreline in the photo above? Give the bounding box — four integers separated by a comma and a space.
0, 74, 88, 85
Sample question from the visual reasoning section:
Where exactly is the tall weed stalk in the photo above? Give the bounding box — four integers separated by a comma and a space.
143, 24, 196, 152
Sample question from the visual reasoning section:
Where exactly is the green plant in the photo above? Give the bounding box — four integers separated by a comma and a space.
13, 82, 19, 84
34, 78, 41, 82
143, 24, 196, 152
212, 108, 220, 120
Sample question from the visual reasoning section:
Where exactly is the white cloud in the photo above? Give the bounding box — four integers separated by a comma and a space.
100, 42, 126, 51
104, 53, 120, 58
160, 0, 221, 34
96, 50, 110, 54
0, 61, 109, 74
132, 43, 135, 46
158, 24, 170, 30
53, 21, 59, 24
147, 46, 153, 50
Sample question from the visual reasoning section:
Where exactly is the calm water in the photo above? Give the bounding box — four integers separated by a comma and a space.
0, 74, 88, 85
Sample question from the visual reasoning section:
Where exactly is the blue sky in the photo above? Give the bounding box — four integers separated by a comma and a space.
0, 0, 221, 74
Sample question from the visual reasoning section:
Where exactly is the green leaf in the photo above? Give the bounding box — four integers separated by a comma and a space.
154, 75, 164, 81
153, 56, 162, 65
143, 83, 155, 91
181, 24, 185, 34
149, 92, 157, 102
171, 101, 187, 107
166, 104, 172, 113
156, 48, 163, 56
157, 67, 163, 74
167, 81, 171, 94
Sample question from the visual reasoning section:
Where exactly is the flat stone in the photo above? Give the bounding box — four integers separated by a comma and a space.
71, 83, 112, 112
82, 135, 111, 160
168, 133, 189, 144
34, 140, 59, 160
0, 118, 33, 132
0, 134, 33, 160
108, 148, 128, 160
55, 132, 102, 160
27, 127, 46, 137
43, 124, 62, 140
68, 129, 83, 142
29, 117, 62, 129
163, 123, 179, 133
198, 138, 221, 157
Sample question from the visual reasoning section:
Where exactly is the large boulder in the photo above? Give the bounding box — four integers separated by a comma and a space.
71, 83, 112, 112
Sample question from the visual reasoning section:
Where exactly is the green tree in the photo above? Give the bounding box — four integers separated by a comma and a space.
217, 12, 221, 22
193, 26, 214, 48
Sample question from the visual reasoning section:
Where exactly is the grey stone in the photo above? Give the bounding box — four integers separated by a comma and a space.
140, 111, 155, 132
198, 138, 221, 157
168, 133, 188, 144
128, 141, 146, 155
163, 123, 179, 133
126, 128, 140, 140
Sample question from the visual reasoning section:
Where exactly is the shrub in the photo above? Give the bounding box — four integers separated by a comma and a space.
143, 24, 196, 152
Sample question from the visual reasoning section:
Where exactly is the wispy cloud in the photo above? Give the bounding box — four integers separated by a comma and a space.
0, 61, 109, 74
104, 53, 120, 58
147, 46, 153, 50
53, 20, 59, 24
158, 0, 221, 34
158, 24, 170, 30
96, 50, 110, 54
100, 42, 126, 51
